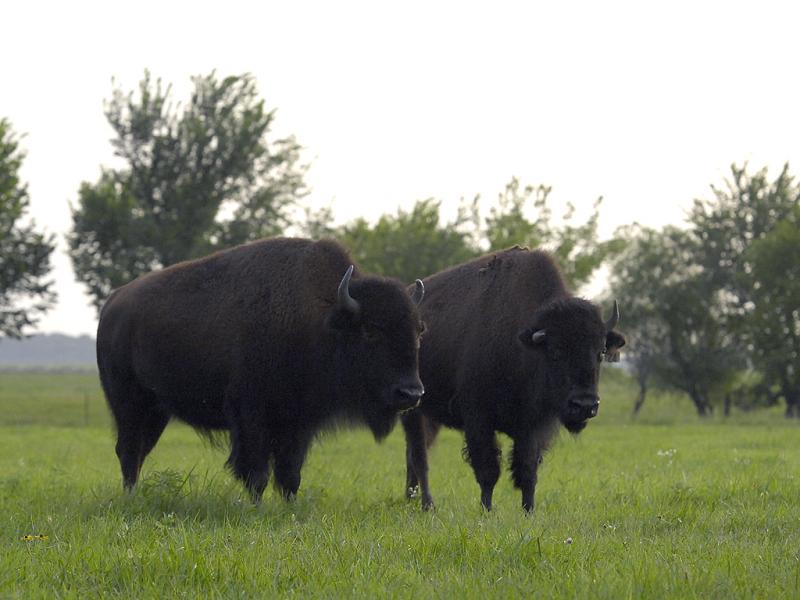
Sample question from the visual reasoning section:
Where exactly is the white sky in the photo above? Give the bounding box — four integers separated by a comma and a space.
2, 0, 799, 336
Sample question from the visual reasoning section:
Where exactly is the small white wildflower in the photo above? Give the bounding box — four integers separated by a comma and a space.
564, 537, 573, 545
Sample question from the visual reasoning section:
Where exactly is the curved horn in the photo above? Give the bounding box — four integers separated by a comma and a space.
411, 279, 425, 305
337, 265, 360, 315
605, 300, 619, 331
531, 330, 547, 344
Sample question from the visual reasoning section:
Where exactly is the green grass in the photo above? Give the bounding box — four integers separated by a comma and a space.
1, 370, 798, 598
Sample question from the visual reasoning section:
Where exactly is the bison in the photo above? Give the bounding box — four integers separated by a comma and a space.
97, 237, 425, 502
402, 247, 625, 512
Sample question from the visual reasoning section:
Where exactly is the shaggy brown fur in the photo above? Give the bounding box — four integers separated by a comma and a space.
97, 237, 425, 501
402, 247, 625, 511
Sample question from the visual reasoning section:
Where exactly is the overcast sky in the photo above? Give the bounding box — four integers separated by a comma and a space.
3, 0, 799, 336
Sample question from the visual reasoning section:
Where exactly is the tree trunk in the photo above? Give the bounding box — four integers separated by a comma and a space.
632, 381, 647, 416
785, 394, 799, 418
723, 393, 731, 417
689, 390, 711, 417
780, 381, 799, 418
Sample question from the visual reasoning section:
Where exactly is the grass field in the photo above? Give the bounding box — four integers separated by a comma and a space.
1, 369, 798, 598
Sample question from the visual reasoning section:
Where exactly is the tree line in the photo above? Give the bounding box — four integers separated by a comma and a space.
1, 71, 797, 417
608, 166, 799, 417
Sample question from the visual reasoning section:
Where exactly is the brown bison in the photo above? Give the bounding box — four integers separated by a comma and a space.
402, 247, 625, 512
97, 238, 425, 501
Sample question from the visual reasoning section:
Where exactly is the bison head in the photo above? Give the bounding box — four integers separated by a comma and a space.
327, 266, 426, 439
518, 298, 626, 433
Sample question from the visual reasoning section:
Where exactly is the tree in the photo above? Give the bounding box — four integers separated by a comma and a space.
483, 178, 622, 290
689, 163, 798, 301
607, 225, 741, 416
0, 118, 56, 339
69, 71, 307, 309
689, 163, 800, 416
741, 208, 800, 416
338, 199, 478, 283
299, 177, 621, 288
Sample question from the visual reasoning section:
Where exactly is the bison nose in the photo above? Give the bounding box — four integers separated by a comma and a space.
568, 392, 600, 418
392, 382, 425, 410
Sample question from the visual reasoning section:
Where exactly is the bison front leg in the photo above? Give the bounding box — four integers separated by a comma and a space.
464, 423, 501, 511
227, 433, 271, 503
226, 419, 271, 503
225, 383, 274, 502
273, 428, 314, 500
402, 411, 435, 510
511, 434, 542, 513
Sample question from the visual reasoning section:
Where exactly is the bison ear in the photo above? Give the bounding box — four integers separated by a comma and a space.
518, 328, 546, 348
605, 331, 626, 363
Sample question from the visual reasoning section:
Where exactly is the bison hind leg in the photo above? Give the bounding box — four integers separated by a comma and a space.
108, 382, 169, 491
463, 424, 501, 511
405, 444, 419, 499
116, 411, 169, 491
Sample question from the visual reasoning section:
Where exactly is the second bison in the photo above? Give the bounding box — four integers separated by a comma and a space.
402, 247, 625, 512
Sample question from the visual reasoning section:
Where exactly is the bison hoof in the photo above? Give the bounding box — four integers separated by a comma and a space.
406, 485, 419, 499
421, 498, 435, 511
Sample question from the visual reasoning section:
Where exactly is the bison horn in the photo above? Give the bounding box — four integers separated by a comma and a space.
411, 279, 425, 305
531, 330, 547, 344
337, 265, 360, 315
605, 300, 620, 331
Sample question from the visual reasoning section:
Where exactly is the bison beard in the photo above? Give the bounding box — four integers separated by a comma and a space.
97, 238, 425, 502
402, 247, 626, 512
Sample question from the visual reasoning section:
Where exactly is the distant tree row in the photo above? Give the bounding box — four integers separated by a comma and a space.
2, 70, 797, 419
302, 179, 619, 291
61, 70, 614, 307
608, 165, 800, 417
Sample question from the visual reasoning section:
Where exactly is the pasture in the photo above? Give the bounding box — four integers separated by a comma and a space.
1, 370, 798, 598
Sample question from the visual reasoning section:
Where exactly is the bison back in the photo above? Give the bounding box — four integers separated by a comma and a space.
96, 238, 354, 429
415, 248, 568, 426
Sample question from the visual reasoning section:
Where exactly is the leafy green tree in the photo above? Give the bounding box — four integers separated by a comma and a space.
740, 208, 800, 416
689, 163, 798, 299
689, 163, 800, 416
69, 71, 307, 309
303, 178, 621, 288
608, 225, 742, 416
338, 199, 478, 283
0, 118, 56, 339
483, 178, 622, 290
